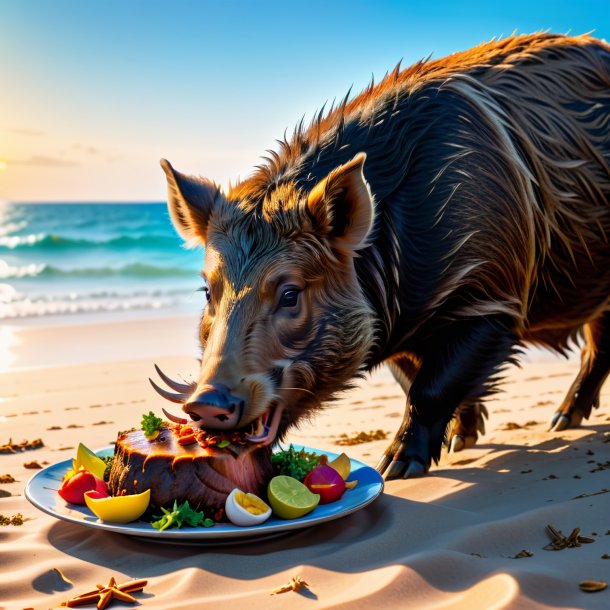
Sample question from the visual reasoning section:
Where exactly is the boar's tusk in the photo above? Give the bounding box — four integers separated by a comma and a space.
154, 363, 195, 394
260, 405, 284, 446
161, 407, 188, 425
148, 378, 188, 404
245, 405, 284, 445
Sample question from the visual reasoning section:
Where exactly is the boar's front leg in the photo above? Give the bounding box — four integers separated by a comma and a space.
375, 353, 421, 476
381, 315, 516, 479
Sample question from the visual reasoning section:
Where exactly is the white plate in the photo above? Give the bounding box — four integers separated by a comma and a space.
25, 445, 383, 542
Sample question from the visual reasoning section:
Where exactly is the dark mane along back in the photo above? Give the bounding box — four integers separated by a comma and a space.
230, 33, 610, 357
230, 33, 609, 201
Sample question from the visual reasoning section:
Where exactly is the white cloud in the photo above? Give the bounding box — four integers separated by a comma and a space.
8, 155, 79, 167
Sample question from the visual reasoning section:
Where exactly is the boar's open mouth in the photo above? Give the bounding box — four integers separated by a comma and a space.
150, 365, 284, 446
244, 402, 284, 445
159, 402, 284, 447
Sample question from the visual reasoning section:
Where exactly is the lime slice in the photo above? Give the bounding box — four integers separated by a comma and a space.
267, 475, 320, 519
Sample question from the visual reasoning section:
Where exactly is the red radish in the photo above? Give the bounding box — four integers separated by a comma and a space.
308, 482, 346, 504
303, 455, 346, 504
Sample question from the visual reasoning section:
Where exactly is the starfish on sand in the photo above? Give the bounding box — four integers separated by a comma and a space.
63, 576, 147, 609
270, 576, 310, 595
544, 524, 595, 551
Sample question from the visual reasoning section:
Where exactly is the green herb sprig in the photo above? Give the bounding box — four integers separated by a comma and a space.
271, 445, 319, 481
101, 455, 114, 482
151, 500, 214, 531
141, 411, 164, 438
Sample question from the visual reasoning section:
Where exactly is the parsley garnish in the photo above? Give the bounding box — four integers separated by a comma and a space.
151, 500, 214, 531
141, 411, 164, 437
271, 444, 319, 481
101, 455, 114, 481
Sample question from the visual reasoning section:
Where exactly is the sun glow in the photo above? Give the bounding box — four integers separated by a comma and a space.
0, 161, 7, 171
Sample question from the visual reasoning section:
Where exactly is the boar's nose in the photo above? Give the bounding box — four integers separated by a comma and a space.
183, 383, 244, 430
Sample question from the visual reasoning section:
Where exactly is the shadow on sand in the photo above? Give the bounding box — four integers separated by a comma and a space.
46, 422, 609, 608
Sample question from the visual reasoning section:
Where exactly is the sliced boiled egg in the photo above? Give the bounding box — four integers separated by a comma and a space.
224, 488, 272, 526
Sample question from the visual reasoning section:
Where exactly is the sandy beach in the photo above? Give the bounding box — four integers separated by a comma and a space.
1, 315, 609, 610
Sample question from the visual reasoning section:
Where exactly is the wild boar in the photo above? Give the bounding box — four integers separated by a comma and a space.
152, 33, 610, 479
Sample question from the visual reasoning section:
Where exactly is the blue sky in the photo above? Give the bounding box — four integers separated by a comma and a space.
1, 0, 608, 201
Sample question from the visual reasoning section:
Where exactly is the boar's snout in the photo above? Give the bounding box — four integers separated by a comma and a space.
182, 383, 244, 430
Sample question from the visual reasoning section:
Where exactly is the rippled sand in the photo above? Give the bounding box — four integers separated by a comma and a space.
1, 316, 609, 609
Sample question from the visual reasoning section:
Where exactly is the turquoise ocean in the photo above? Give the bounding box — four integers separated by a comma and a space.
0, 203, 204, 321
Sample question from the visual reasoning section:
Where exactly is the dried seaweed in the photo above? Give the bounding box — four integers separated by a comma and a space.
572, 488, 610, 500
23, 461, 43, 469
0, 438, 44, 454
579, 581, 607, 592
0, 513, 24, 525
336, 429, 388, 445
511, 549, 534, 558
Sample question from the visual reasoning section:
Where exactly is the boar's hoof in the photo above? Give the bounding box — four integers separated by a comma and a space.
548, 413, 569, 431
449, 435, 465, 452
375, 453, 393, 475
548, 411, 582, 432
384, 460, 407, 480
448, 433, 479, 452
403, 461, 427, 479
383, 458, 427, 480
477, 405, 488, 435
380, 419, 442, 479
445, 402, 488, 452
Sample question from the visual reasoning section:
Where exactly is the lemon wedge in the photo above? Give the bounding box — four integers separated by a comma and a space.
85, 488, 151, 524
74, 443, 107, 480
328, 453, 351, 480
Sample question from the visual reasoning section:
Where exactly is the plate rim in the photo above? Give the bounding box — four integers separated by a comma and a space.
25, 444, 384, 541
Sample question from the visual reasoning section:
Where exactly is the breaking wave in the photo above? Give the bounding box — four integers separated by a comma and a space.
0, 233, 178, 251
0, 261, 194, 280
0, 202, 202, 320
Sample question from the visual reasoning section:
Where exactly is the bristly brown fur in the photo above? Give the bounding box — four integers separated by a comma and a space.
164, 33, 610, 467
229, 33, 610, 358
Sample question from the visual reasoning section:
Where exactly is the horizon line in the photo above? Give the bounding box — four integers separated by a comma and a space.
0, 200, 167, 205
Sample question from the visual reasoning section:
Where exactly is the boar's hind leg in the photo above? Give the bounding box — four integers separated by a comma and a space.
383, 316, 516, 480
550, 313, 610, 432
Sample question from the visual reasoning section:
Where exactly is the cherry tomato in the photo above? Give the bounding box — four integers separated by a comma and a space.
85, 489, 109, 500
94, 477, 109, 497
58, 470, 108, 504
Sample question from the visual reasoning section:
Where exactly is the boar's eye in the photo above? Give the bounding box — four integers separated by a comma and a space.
278, 288, 300, 308
198, 284, 211, 304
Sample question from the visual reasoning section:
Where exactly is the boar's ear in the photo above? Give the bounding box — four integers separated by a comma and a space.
306, 153, 374, 252
160, 159, 219, 246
